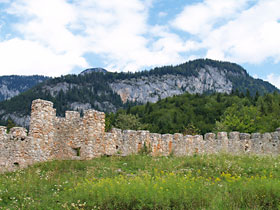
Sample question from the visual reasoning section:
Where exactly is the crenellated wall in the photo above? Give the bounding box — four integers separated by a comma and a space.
1, 99, 280, 173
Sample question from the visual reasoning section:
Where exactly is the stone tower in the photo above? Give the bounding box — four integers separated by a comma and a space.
29, 99, 56, 162
82, 110, 105, 159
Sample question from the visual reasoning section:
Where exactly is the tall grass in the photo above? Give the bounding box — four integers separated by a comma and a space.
1, 154, 280, 209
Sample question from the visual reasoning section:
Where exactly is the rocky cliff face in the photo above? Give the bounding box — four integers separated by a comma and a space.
111, 66, 233, 103
0, 84, 20, 101
0, 75, 49, 101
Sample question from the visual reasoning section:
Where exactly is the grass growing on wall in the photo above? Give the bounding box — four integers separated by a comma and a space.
1, 154, 280, 209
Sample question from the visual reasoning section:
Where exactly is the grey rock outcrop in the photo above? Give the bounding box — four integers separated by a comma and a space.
110, 66, 232, 103
0, 75, 49, 101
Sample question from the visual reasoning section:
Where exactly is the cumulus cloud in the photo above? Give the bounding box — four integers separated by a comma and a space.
0, 0, 89, 76
0, 38, 88, 76
8, 0, 86, 54
0, 0, 279, 76
172, 0, 280, 65
72, 0, 185, 71
0, 0, 187, 75
172, 0, 249, 35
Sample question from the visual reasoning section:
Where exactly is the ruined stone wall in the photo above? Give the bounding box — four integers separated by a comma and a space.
0, 99, 280, 173
103, 130, 280, 157
0, 126, 33, 172
52, 109, 105, 160
0, 99, 105, 172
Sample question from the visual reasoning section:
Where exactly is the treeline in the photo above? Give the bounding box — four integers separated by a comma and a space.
106, 91, 280, 135
44, 58, 279, 95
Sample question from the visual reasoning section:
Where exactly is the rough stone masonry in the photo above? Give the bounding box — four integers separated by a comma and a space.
1, 99, 280, 173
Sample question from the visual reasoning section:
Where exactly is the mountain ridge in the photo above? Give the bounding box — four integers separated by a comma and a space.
0, 58, 278, 127
79, 68, 108, 75
0, 75, 50, 101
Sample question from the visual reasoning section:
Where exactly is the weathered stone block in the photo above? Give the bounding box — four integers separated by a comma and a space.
150, 133, 162, 156
251, 133, 261, 139
217, 132, 228, 140
193, 135, 204, 154
137, 130, 150, 152
9, 127, 27, 141
240, 133, 251, 141
162, 134, 173, 156
216, 132, 228, 153
122, 130, 138, 156
65, 111, 80, 120
229, 132, 240, 141
184, 135, 194, 155
262, 133, 272, 141
173, 133, 184, 156
204, 133, 216, 141
0, 126, 7, 136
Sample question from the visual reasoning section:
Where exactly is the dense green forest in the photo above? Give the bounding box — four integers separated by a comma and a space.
106, 91, 280, 135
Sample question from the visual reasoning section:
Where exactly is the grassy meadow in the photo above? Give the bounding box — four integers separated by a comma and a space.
1, 154, 280, 209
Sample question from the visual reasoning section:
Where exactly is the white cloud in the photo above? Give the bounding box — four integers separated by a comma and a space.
0, 0, 188, 75
7, 0, 86, 54
0, 0, 279, 76
173, 0, 250, 35
0, 38, 88, 76
72, 0, 185, 72
0, 0, 89, 76
172, 0, 280, 65
265, 73, 280, 89
205, 0, 280, 64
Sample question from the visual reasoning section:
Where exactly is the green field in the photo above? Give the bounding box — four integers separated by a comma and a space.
1, 154, 280, 209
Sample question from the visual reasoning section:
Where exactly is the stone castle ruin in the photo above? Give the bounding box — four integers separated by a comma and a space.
1, 99, 280, 172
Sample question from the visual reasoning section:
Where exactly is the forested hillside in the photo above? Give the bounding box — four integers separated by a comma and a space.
0, 59, 278, 127
0, 73, 132, 127
0, 75, 49, 101
107, 91, 280, 135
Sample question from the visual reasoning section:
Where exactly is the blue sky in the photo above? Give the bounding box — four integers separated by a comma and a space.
0, 0, 280, 88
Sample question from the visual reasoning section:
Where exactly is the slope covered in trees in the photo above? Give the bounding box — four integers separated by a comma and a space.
107, 91, 280, 135
0, 59, 278, 127
0, 75, 49, 101
0, 73, 130, 121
